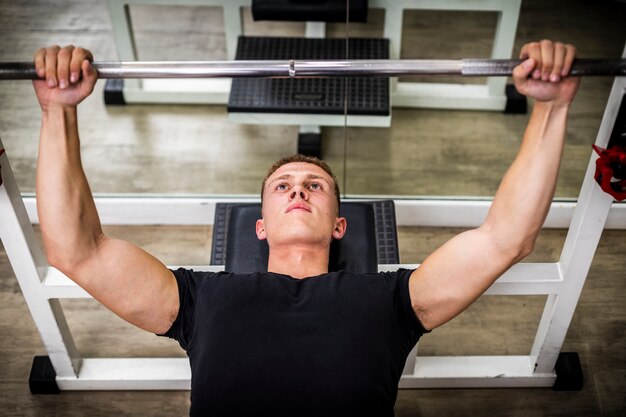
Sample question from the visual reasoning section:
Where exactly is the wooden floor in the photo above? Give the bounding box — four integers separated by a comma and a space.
0, 0, 624, 416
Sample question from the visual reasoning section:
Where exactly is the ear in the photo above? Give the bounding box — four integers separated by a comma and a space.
256, 219, 267, 240
332, 217, 347, 240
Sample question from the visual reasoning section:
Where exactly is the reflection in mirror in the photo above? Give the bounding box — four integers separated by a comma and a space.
344, 1, 626, 199
0, 3, 352, 196
99, 2, 302, 194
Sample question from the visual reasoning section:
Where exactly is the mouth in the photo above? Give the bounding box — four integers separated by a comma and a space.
286, 204, 312, 213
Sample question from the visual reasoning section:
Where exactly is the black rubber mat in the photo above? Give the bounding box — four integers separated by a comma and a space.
228, 36, 390, 116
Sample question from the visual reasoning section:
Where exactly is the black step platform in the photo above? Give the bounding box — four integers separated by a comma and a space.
228, 36, 390, 116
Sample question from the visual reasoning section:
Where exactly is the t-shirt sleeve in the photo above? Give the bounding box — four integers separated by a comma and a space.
156, 267, 205, 350
381, 268, 431, 345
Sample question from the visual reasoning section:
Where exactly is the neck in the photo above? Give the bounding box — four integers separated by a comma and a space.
267, 243, 330, 279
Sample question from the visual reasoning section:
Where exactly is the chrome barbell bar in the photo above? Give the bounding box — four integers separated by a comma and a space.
0, 59, 624, 79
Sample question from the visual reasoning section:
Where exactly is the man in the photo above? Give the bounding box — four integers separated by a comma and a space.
32, 40, 579, 416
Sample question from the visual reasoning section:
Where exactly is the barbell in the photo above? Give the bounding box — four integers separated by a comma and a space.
0, 59, 624, 79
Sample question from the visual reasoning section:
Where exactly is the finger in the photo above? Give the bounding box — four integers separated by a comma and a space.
539, 40, 554, 81
34, 48, 46, 78
69, 47, 91, 83
57, 45, 74, 89
513, 58, 536, 81
562, 44, 577, 77
524, 42, 542, 79
551, 42, 565, 82
44, 45, 61, 88
519, 44, 530, 60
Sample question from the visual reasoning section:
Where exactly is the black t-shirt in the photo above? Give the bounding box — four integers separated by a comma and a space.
160, 268, 427, 417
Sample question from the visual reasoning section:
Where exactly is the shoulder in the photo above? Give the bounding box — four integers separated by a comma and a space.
170, 267, 217, 284
321, 269, 415, 280
360, 268, 415, 286
170, 268, 240, 295
171, 268, 239, 282
324, 268, 415, 292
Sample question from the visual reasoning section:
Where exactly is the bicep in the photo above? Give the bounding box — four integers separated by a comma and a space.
70, 235, 179, 334
408, 226, 518, 330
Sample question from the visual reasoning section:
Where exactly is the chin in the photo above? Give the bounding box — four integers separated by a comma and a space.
269, 224, 330, 247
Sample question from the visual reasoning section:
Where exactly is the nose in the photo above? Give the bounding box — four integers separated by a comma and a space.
289, 186, 308, 201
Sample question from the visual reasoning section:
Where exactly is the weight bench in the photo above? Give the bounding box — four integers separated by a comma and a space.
210, 200, 400, 272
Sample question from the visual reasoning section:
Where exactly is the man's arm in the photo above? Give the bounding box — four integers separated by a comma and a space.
34, 45, 178, 334
409, 40, 580, 330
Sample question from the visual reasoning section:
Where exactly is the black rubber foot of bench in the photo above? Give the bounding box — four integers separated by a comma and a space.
104, 79, 126, 105
504, 83, 527, 114
553, 352, 584, 391
29, 355, 60, 394
298, 132, 322, 159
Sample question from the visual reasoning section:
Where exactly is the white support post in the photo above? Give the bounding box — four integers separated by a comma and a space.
106, 0, 141, 91
381, 2, 403, 96
531, 64, 625, 374
487, 0, 520, 97
532, 163, 614, 373
402, 343, 418, 375
0, 139, 81, 378
222, 1, 243, 60
372, 0, 521, 111
305, 22, 326, 38
107, 0, 250, 104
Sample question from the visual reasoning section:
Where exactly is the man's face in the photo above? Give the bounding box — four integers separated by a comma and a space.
257, 162, 346, 248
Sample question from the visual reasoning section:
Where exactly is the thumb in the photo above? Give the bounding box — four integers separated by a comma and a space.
78, 60, 97, 98
81, 59, 97, 82
513, 58, 535, 81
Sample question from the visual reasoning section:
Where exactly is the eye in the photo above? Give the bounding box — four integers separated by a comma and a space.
308, 182, 322, 191
275, 183, 289, 191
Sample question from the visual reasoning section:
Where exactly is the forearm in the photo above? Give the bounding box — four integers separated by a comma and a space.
484, 101, 570, 256
36, 106, 103, 270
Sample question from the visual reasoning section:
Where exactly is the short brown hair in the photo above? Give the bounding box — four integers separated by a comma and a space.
261, 154, 341, 212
